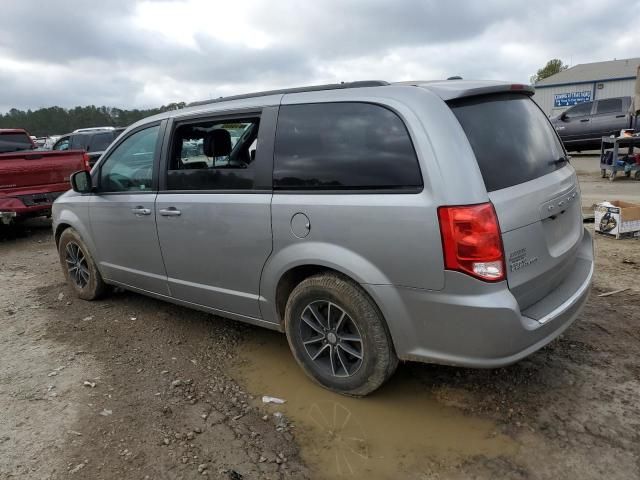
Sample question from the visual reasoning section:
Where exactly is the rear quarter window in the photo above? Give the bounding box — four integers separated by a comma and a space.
449, 94, 566, 192
596, 98, 623, 114
273, 102, 422, 190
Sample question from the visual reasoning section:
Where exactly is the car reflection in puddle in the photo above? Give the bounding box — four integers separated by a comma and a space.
233, 329, 518, 480
307, 401, 369, 476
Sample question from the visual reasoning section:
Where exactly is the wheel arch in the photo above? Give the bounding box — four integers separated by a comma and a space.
262, 242, 393, 328
54, 222, 72, 247
53, 209, 99, 262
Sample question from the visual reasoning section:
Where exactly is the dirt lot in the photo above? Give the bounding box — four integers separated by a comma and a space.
1, 163, 639, 479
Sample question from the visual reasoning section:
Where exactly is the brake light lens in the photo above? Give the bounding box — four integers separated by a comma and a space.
82, 152, 91, 171
437, 203, 505, 282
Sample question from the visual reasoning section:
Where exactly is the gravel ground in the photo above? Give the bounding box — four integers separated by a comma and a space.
0, 220, 308, 480
1, 172, 639, 479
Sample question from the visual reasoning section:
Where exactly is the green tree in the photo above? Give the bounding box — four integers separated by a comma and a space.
530, 59, 569, 84
0, 103, 184, 137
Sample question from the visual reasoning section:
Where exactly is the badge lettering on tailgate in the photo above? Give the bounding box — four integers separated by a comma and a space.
508, 248, 538, 272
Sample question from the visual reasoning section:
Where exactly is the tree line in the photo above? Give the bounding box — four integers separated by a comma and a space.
0, 102, 187, 137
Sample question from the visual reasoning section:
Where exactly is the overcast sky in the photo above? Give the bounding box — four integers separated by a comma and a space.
0, 0, 637, 112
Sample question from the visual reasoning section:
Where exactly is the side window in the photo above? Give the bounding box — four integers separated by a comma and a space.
70, 135, 86, 150
166, 117, 259, 190
89, 132, 115, 152
53, 138, 70, 151
99, 125, 159, 192
596, 98, 623, 115
273, 102, 422, 190
565, 102, 592, 118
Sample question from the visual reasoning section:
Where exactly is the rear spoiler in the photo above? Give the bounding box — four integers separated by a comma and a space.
412, 81, 535, 102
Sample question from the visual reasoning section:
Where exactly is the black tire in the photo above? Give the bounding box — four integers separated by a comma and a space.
284, 273, 398, 396
58, 228, 107, 300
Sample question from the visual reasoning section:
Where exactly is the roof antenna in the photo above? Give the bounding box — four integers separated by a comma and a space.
447, 76, 463, 80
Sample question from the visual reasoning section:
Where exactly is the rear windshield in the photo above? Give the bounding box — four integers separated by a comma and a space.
449, 93, 565, 192
0, 133, 33, 154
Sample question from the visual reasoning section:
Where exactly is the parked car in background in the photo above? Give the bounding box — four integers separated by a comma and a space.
53, 80, 593, 396
0, 128, 89, 224
53, 128, 125, 167
73, 126, 116, 133
551, 96, 638, 151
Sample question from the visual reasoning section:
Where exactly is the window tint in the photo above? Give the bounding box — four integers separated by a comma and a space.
0, 133, 33, 153
450, 94, 565, 192
596, 98, 623, 115
273, 103, 422, 190
99, 125, 159, 192
166, 118, 259, 190
53, 137, 70, 151
70, 134, 90, 150
89, 132, 115, 151
565, 102, 592, 118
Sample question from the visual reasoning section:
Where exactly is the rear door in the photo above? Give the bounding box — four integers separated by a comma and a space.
154, 108, 276, 319
450, 93, 584, 310
591, 97, 629, 138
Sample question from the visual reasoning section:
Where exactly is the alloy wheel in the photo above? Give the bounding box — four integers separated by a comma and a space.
299, 300, 364, 378
65, 242, 89, 288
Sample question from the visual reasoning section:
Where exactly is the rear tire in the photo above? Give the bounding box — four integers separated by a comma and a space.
58, 228, 106, 300
284, 273, 398, 396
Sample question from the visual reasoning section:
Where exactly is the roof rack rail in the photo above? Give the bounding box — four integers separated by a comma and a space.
188, 80, 389, 107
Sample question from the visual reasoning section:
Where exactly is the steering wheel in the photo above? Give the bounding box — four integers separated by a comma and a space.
108, 173, 130, 191
131, 166, 152, 186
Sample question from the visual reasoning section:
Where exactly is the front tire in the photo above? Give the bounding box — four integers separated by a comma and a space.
284, 273, 398, 396
58, 228, 106, 300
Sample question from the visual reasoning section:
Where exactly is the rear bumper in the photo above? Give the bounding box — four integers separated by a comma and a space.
367, 228, 594, 368
0, 191, 65, 218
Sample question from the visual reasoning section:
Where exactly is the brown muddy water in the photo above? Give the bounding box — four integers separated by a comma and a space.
233, 329, 518, 480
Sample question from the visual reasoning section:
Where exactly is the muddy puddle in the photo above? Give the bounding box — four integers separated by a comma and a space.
233, 329, 518, 479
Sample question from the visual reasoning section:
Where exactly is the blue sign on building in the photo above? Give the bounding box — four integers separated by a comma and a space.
554, 91, 592, 107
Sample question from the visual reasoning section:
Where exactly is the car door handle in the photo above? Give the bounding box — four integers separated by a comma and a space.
131, 206, 151, 216
580, 119, 589, 122
159, 207, 181, 216
615, 115, 625, 118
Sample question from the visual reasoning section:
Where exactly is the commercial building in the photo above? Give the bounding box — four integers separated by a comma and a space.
532, 57, 639, 117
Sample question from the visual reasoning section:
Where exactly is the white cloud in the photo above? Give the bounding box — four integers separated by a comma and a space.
0, 0, 638, 112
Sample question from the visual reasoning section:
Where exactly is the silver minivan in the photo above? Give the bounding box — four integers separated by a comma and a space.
53, 80, 594, 396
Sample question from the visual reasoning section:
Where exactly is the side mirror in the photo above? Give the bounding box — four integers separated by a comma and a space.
70, 170, 93, 193
560, 112, 568, 121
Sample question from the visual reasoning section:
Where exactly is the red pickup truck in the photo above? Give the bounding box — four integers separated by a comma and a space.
0, 129, 89, 224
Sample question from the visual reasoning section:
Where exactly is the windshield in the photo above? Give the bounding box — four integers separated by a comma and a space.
449, 93, 565, 192
0, 132, 33, 154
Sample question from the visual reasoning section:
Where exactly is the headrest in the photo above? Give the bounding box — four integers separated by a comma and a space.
203, 129, 232, 157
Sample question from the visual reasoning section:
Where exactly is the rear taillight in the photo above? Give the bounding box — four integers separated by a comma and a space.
437, 203, 505, 282
82, 152, 91, 171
